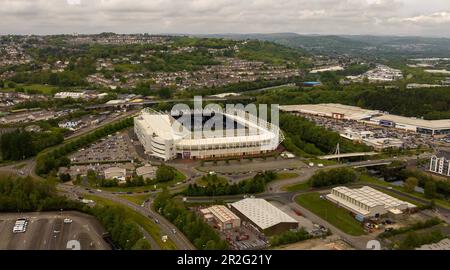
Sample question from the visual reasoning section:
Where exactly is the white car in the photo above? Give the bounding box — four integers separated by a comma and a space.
64, 218, 73, 224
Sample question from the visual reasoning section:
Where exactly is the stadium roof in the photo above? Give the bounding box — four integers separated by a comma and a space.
231, 198, 297, 230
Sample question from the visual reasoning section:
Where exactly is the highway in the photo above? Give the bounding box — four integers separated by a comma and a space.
57, 183, 196, 250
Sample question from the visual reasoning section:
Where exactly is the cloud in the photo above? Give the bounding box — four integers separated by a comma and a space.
0, 0, 448, 37
403, 12, 450, 24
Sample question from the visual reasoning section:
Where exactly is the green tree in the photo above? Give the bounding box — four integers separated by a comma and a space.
156, 165, 175, 183
404, 177, 418, 193
424, 181, 437, 199
131, 239, 152, 250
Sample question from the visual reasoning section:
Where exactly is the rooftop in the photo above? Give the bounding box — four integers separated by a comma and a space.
371, 114, 450, 130
279, 103, 381, 121
331, 186, 416, 209
207, 205, 240, 223
231, 198, 297, 230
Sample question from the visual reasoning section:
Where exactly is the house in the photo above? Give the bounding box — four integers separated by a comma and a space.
135, 164, 156, 180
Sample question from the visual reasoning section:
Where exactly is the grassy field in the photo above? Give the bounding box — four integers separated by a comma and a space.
284, 182, 310, 192
84, 194, 177, 250
1, 83, 58, 95
118, 194, 152, 205
196, 175, 229, 187
295, 192, 366, 236
276, 172, 299, 180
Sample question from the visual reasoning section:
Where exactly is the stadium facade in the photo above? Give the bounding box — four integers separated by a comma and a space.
134, 108, 283, 161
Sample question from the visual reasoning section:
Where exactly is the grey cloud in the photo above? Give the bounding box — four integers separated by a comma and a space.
0, 0, 449, 37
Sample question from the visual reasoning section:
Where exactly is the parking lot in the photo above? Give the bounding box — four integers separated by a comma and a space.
301, 114, 435, 149
0, 212, 111, 250
70, 130, 139, 164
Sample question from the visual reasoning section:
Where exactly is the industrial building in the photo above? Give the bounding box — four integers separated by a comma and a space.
370, 114, 450, 136
135, 164, 156, 180
201, 205, 241, 231
54, 92, 86, 99
230, 198, 298, 235
104, 167, 126, 183
340, 129, 404, 151
429, 151, 450, 177
363, 138, 404, 151
134, 108, 283, 161
280, 103, 450, 136
280, 104, 382, 121
326, 186, 416, 218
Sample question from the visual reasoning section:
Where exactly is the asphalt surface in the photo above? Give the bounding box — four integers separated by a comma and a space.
0, 212, 110, 250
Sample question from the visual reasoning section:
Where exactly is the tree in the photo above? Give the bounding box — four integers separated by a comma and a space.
0, 130, 36, 161
131, 239, 152, 250
158, 87, 173, 99
59, 173, 71, 183
404, 177, 418, 193
424, 181, 437, 199
156, 165, 175, 183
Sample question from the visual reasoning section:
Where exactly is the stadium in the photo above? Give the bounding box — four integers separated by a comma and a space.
134, 108, 283, 161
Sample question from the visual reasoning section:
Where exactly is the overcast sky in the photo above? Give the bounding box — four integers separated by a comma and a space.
1, 0, 450, 37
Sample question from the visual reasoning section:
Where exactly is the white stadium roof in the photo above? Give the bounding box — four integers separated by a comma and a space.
231, 198, 297, 230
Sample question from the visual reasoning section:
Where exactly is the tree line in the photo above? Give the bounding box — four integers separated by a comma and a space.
153, 189, 228, 250
0, 176, 82, 212
255, 84, 450, 120
1, 129, 64, 161
269, 228, 313, 247
279, 113, 372, 157
308, 168, 360, 188
184, 171, 277, 196
88, 205, 151, 250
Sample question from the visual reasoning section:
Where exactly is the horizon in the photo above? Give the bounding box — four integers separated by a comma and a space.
2, 32, 450, 39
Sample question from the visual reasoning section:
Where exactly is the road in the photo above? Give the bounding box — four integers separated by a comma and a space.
65, 109, 139, 141
57, 183, 195, 250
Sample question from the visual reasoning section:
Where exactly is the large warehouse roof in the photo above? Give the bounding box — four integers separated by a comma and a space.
331, 186, 416, 209
231, 198, 297, 230
280, 104, 381, 121
371, 114, 450, 130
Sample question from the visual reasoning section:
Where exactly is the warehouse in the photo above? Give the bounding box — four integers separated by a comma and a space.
202, 205, 241, 231
326, 186, 416, 218
280, 104, 382, 121
280, 103, 450, 135
134, 108, 283, 161
230, 198, 298, 236
370, 114, 450, 135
